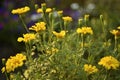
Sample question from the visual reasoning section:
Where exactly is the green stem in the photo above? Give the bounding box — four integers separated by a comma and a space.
19, 15, 29, 33
114, 36, 118, 54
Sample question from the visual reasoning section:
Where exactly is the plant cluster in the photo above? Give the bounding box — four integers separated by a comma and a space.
1, 3, 120, 80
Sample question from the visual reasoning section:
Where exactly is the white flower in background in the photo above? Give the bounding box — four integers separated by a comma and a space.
70, 3, 79, 10
30, 14, 41, 21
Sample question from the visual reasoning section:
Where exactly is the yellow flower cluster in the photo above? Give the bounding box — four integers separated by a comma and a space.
52, 30, 66, 38
46, 48, 59, 54
98, 56, 120, 70
84, 64, 98, 74
1, 53, 26, 73
62, 16, 72, 22
37, 8, 52, 13
11, 6, 30, 14
17, 33, 36, 43
29, 22, 46, 32
76, 27, 93, 35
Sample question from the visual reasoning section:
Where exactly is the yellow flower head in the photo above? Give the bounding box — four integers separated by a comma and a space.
2, 53, 26, 73
110, 29, 119, 36
62, 16, 72, 22
53, 30, 66, 38
110, 30, 120, 38
29, 22, 46, 32
98, 56, 120, 70
57, 10, 63, 15
46, 8, 52, 13
37, 8, 43, 13
84, 64, 98, 75
76, 27, 93, 35
17, 33, 36, 43
117, 26, 120, 29
11, 6, 30, 14
37, 8, 52, 13
1, 67, 5, 73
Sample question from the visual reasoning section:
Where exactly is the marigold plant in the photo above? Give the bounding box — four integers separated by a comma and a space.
98, 56, 120, 70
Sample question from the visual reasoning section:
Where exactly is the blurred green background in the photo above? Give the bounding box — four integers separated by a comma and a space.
0, 0, 120, 79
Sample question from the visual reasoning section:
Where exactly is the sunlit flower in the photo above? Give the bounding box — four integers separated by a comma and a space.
1, 53, 26, 73
76, 27, 93, 35
37, 8, 52, 13
62, 16, 72, 22
110, 29, 119, 36
98, 56, 120, 70
11, 6, 30, 14
117, 26, 120, 29
52, 30, 66, 38
46, 8, 52, 13
17, 33, 36, 43
57, 10, 63, 15
29, 22, 46, 32
1, 67, 5, 73
84, 64, 98, 74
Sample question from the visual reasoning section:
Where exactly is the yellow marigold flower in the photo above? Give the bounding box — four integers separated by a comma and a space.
53, 30, 66, 38
1, 67, 5, 73
2, 53, 26, 73
110, 29, 119, 36
46, 8, 52, 13
57, 10, 63, 15
98, 56, 120, 70
117, 26, 120, 29
37, 8, 43, 13
11, 6, 30, 14
37, 8, 52, 13
76, 27, 93, 35
17, 33, 36, 43
29, 22, 46, 32
84, 64, 98, 75
17, 37, 24, 42
62, 16, 72, 22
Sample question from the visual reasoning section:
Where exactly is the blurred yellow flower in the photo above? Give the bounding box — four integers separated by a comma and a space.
37, 8, 52, 13
76, 27, 93, 35
62, 16, 72, 22
29, 22, 46, 32
117, 26, 120, 29
1, 53, 26, 73
41, 3, 46, 7
110, 29, 119, 36
53, 30, 66, 38
17, 33, 36, 43
57, 10, 63, 15
11, 6, 30, 14
1, 67, 5, 73
98, 56, 120, 70
84, 64, 98, 74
